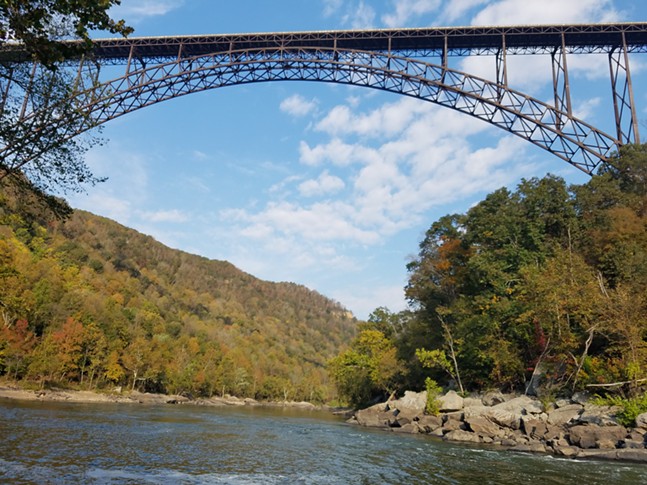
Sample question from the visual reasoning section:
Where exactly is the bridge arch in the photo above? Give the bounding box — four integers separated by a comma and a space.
2, 46, 621, 175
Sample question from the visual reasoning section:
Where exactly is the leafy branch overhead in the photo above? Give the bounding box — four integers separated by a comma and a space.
1, 0, 132, 67
0, 1, 132, 209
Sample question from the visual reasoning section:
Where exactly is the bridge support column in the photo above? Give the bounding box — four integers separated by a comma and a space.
551, 33, 572, 130
496, 34, 508, 101
609, 32, 641, 145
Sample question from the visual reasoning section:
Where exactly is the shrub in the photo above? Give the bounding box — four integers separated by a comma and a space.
425, 378, 443, 415
592, 393, 647, 427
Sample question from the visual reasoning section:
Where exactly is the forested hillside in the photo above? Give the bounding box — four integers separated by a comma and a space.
0, 182, 357, 402
330, 145, 647, 407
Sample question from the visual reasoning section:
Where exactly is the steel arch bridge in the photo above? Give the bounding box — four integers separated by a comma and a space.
1, 22, 646, 178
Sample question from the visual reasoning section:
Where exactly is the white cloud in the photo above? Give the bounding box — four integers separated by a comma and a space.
470, 0, 619, 25
140, 209, 189, 223
323, 0, 377, 29
222, 201, 380, 244
382, 0, 441, 28
322, 0, 343, 17
439, 0, 489, 23
111, 0, 184, 22
350, 1, 377, 29
334, 284, 407, 319
298, 171, 345, 197
73, 193, 133, 223
299, 138, 382, 166
280, 94, 318, 117
315, 97, 430, 138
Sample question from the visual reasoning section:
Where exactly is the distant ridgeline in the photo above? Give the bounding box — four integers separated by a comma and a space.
0, 182, 357, 402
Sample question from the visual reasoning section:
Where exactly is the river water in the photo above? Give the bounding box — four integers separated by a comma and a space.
1, 398, 646, 484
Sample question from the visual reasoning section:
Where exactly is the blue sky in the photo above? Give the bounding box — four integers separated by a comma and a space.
68, 0, 647, 319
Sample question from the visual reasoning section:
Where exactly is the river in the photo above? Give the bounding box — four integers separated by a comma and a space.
1, 398, 646, 484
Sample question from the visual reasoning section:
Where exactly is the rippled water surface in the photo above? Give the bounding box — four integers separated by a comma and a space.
1, 398, 646, 484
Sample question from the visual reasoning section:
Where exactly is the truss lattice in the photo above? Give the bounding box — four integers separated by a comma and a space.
1, 22, 646, 177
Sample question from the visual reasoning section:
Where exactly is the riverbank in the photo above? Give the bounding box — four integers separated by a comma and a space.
348, 390, 647, 463
0, 384, 323, 410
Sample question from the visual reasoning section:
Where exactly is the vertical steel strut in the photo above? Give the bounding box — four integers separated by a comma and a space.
495, 34, 508, 101
609, 31, 641, 145
551, 33, 573, 130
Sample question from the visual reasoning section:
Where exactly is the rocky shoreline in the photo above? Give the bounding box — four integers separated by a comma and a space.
348, 390, 647, 463
0, 385, 320, 410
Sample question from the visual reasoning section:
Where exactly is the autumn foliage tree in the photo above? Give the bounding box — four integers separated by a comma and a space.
371, 145, 647, 398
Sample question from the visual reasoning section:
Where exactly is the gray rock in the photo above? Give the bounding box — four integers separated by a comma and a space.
568, 425, 627, 450
391, 391, 427, 417
466, 416, 506, 438
463, 405, 489, 419
521, 416, 548, 440
463, 397, 483, 408
392, 423, 419, 434
579, 404, 621, 426
597, 438, 618, 449
439, 390, 464, 412
444, 429, 481, 443
571, 391, 591, 405
486, 408, 521, 430
430, 427, 445, 437
417, 415, 442, 432
493, 395, 544, 415
442, 415, 466, 432
510, 442, 546, 453
627, 430, 646, 441
554, 398, 572, 408
635, 412, 647, 429
547, 404, 583, 426
354, 403, 392, 428
568, 425, 598, 449
621, 439, 646, 449
482, 391, 507, 406
553, 445, 580, 457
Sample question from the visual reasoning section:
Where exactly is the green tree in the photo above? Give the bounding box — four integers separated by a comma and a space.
1, 1, 132, 210
328, 329, 403, 408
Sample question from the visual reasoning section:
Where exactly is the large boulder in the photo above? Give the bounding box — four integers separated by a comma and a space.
635, 412, 647, 429
391, 391, 427, 417
443, 429, 481, 443
439, 391, 464, 412
567, 424, 627, 449
417, 415, 443, 432
486, 408, 522, 430
521, 415, 548, 440
493, 395, 544, 415
353, 403, 392, 428
481, 391, 507, 406
547, 404, 583, 426
465, 416, 506, 438
578, 404, 621, 426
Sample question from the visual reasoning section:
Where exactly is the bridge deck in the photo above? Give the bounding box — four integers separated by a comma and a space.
1, 23, 647, 64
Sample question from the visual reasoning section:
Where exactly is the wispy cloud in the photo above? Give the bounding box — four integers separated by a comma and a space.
470, 0, 619, 25
382, 0, 441, 28
111, 0, 185, 22
322, 0, 376, 28
140, 209, 189, 223
280, 94, 318, 117
298, 171, 345, 197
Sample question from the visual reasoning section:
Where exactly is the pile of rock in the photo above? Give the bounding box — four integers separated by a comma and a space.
348, 390, 647, 462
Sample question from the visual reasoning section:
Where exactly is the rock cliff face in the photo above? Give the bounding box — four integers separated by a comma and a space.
347, 391, 647, 462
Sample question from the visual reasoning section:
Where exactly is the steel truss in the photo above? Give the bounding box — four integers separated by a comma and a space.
1, 22, 646, 176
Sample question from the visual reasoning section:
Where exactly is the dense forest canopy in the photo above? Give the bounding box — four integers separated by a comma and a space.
0, 182, 356, 402
330, 145, 647, 407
